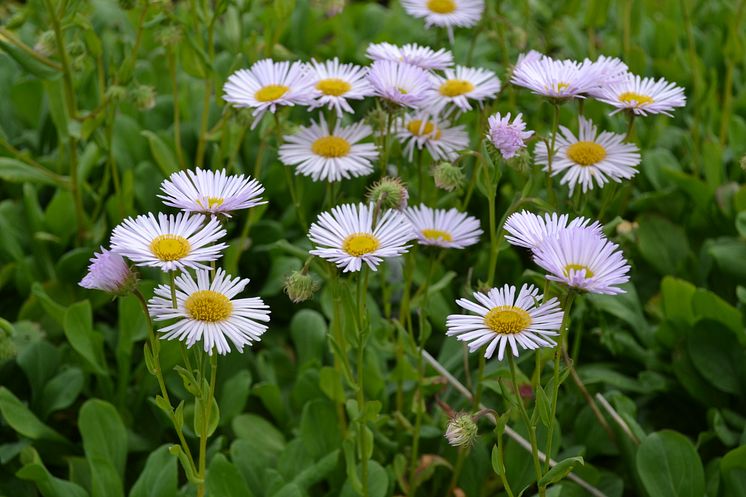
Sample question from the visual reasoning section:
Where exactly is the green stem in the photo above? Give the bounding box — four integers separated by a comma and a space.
356, 268, 370, 497
446, 448, 466, 496
167, 46, 186, 170
380, 111, 394, 176
486, 184, 498, 287
196, 352, 218, 497
473, 354, 486, 409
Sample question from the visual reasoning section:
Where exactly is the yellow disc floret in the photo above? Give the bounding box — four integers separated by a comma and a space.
316, 78, 352, 96
618, 91, 654, 106
483, 306, 532, 335
566, 141, 607, 166
427, 0, 457, 14
185, 290, 233, 322
422, 229, 453, 242
342, 233, 380, 257
407, 119, 442, 139
311, 136, 352, 158
439, 79, 475, 97
150, 235, 190, 261
255, 84, 289, 102
564, 263, 594, 278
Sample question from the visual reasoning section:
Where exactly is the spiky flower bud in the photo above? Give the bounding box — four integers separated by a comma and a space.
130, 85, 156, 111
34, 31, 57, 57
283, 270, 320, 303
106, 85, 127, 103
432, 161, 465, 192
366, 176, 409, 211
445, 413, 479, 448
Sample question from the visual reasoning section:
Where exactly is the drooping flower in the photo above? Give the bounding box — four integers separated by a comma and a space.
367, 60, 432, 109
396, 113, 469, 161
534, 116, 641, 193
487, 112, 533, 159
446, 284, 563, 360
405, 204, 482, 249
595, 73, 686, 117
79, 247, 137, 294
308, 203, 413, 272
149, 268, 270, 355
308, 58, 374, 116
366, 42, 454, 71
504, 210, 601, 250
278, 117, 378, 182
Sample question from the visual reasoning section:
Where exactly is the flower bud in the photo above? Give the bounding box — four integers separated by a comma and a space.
445, 413, 478, 448
130, 85, 156, 111
156, 25, 182, 46
106, 85, 127, 103
432, 161, 465, 192
366, 176, 409, 210
283, 270, 320, 303
79, 247, 138, 296
34, 31, 57, 57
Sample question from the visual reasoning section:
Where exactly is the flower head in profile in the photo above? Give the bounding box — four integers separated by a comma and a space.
596, 73, 686, 117
308, 58, 373, 116
429, 65, 501, 112
111, 213, 227, 272
504, 210, 601, 250
401, 0, 484, 31
405, 204, 482, 249
445, 413, 479, 448
511, 54, 597, 99
533, 227, 630, 295
309, 203, 413, 272
487, 112, 533, 159
396, 113, 469, 161
159, 168, 265, 217
446, 284, 563, 360
581, 55, 629, 98
367, 60, 432, 109
149, 268, 270, 355
366, 176, 409, 210
223, 59, 314, 128
79, 247, 137, 295
366, 42, 454, 71
279, 117, 378, 182
535, 116, 641, 193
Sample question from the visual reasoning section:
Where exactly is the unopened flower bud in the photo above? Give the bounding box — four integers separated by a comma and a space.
130, 85, 156, 111
283, 270, 320, 303
445, 413, 478, 448
34, 31, 57, 57
67, 40, 86, 58
366, 176, 409, 210
79, 247, 138, 296
156, 25, 182, 46
432, 161, 465, 192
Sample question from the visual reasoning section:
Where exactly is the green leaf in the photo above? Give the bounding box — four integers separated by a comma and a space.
692, 289, 745, 340
299, 399, 341, 458
129, 445, 177, 497
636, 430, 705, 497
40, 367, 84, 418
232, 413, 286, 452
140, 131, 178, 177
661, 276, 696, 326
538, 456, 584, 486
721, 445, 746, 497
340, 460, 388, 497
0, 158, 67, 187
16, 448, 89, 497
688, 320, 745, 395
63, 301, 108, 376
637, 214, 690, 275
0, 387, 66, 442
194, 395, 220, 438
319, 366, 346, 403
79, 400, 127, 497
290, 309, 327, 367
0, 40, 60, 79
206, 454, 255, 497
219, 370, 252, 426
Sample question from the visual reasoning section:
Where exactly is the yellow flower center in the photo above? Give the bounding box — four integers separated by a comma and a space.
483, 306, 532, 335
422, 229, 453, 242
150, 235, 190, 261
439, 79, 475, 97
316, 78, 352, 96
197, 197, 225, 209
184, 290, 233, 322
564, 263, 594, 278
557, 82, 570, 92
342, 233, 380, 257
311, 136, 351, 158
255, 84, 289, 102
397, 87, 409, 95
406, 119, 442, 139
618, 91, 654, 106
427, 0, 457, 14
566, 141, 607, 166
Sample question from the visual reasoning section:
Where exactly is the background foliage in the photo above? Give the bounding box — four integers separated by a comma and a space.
0, 0, 745, 496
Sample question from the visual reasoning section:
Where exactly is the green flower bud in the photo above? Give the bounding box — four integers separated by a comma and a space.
432, 161, 465, 192
283, 270, 320, 303
106, 85, 127, 103
366, 176, 409, 210
130, 85, 156, 111
34, 31, 57, 57
445, 413, 478, 448
156, 25, 182, 46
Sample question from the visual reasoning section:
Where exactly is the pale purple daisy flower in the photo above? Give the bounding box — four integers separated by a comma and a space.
367, 60, 432, 109
487, 112, 534, 159
504, 210, 601, 250
79, 247, 136, 294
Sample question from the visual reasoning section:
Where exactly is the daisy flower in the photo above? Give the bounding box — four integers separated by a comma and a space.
533, 227, 630, 295
279, 117, 378, 182
429, 65, 501, 112
367, 60, 432, 109
366, 42, 454, 71
79, 247, 136, 294
159, 168, 265, 217
487, 112, 533, 159
396, 112, 469, 161
223, 59, 314, 128
148, 268, 270, 355
308, 58, 373, 116
535, 116, 641, 193
405, 204, 482, 249
511, 54, 598, 99
581, 55, 629, 98
504, 210, 601, 250
111, 213, 227, 272
401, 0, 484, 31
596, 73, 686, 116
308, 203, 413, 272
446, 284, 563, 360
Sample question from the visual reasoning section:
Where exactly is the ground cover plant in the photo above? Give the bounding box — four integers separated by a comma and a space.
0, 0, 745, 496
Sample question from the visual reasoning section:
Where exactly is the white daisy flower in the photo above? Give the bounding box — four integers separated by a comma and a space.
511, 54, 597, 99
365, 42, 454, 71
581, 55, 629, 98
487, 112, 533, 159
223, 59, 314, 128
429, 65, 501, 112
79, 247, 136, 294
533, 227, 630, 295
446, 284, 563, 360
401, 0, 484, 30
535, 116, 641, 193
367, 60, 432, 109
308, 203, 413, 272
159, 168, 266, 218
148, 268, 270, 355
596, 73, 686, 117
405, 204, 482, 248
504, 210, 601, 250
396, 112, 469, 161
279, 117, 378, 182
111, 213, 227, 272
308, 58, 373, 116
